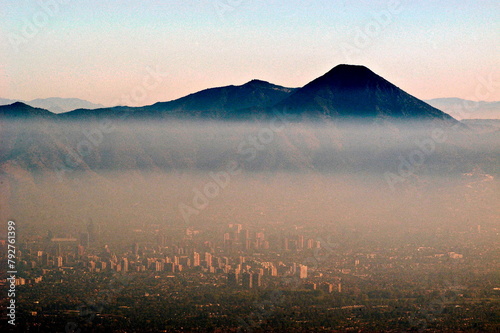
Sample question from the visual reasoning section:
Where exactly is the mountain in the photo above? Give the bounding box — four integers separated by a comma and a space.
0, 97, 105, 113
0, 102, 55, 119
27, 97, 105, 113
2, 66, 497, 187
144, 79, 297, 117
61, 79, 297, 120
425, 98, 500, 120
272, 64, 457, 123
4, 65, 460, 125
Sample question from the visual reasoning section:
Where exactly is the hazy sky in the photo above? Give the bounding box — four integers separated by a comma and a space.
0, 0, 498, 106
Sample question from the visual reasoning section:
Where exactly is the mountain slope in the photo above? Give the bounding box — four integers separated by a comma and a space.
27, 97, 105, 113
0, 102, 56, 119
145, 79, 297, 117
0, 98, 104, 113
273, 64, 457, 123
61, 80, 297, 120
4, 65, 460, 125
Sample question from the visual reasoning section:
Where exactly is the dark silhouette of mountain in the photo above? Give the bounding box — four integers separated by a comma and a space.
61, 80, 297, 120
0, 98, 104, 113
273, 64, 457, 122
4, 65, 461, 125
59, 64, 459, 124
0, 102, 55, 119
27, 97, 105, 113
144, 79, 297, 117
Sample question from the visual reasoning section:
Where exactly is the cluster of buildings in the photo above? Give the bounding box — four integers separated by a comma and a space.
6, 222, 347, 292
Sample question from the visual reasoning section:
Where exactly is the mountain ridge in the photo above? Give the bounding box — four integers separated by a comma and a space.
0, 65, 473, 124
272, 65, 456, 123
0, 97, 104, 114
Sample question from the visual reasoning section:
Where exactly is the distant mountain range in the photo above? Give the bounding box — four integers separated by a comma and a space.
424, 98, 500, 120
2, 66, 498, 122
1, 64, 472, 125
1, 64, 499, 189
0, 97, 104, 114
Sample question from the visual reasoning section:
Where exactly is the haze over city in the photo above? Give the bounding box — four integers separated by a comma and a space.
1, 1, 499, 332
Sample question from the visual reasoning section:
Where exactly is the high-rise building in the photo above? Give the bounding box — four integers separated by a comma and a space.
297, 235, 304, 250
252, 272, 262, 288
283, 238, 289, 251
121, 258, 129, 272
298, 264, 307, 279
242, 272, 252, 289
204, 252, 213, 267
307, 239, 315, 249
193, 252, 200, 267
88, 261, 96, 272
155, 261, 164, 272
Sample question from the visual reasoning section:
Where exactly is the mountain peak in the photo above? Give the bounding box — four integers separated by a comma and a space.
311, 64, 387, 91
10, 101, 31, 108
0, 101, 55, 118
327, 64, 373, 73
242, 79, 272, 87
275, 64, 459, 123
245, 79, 270, 85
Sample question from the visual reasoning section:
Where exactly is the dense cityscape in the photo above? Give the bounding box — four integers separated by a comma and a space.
1, 220, 499, 332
